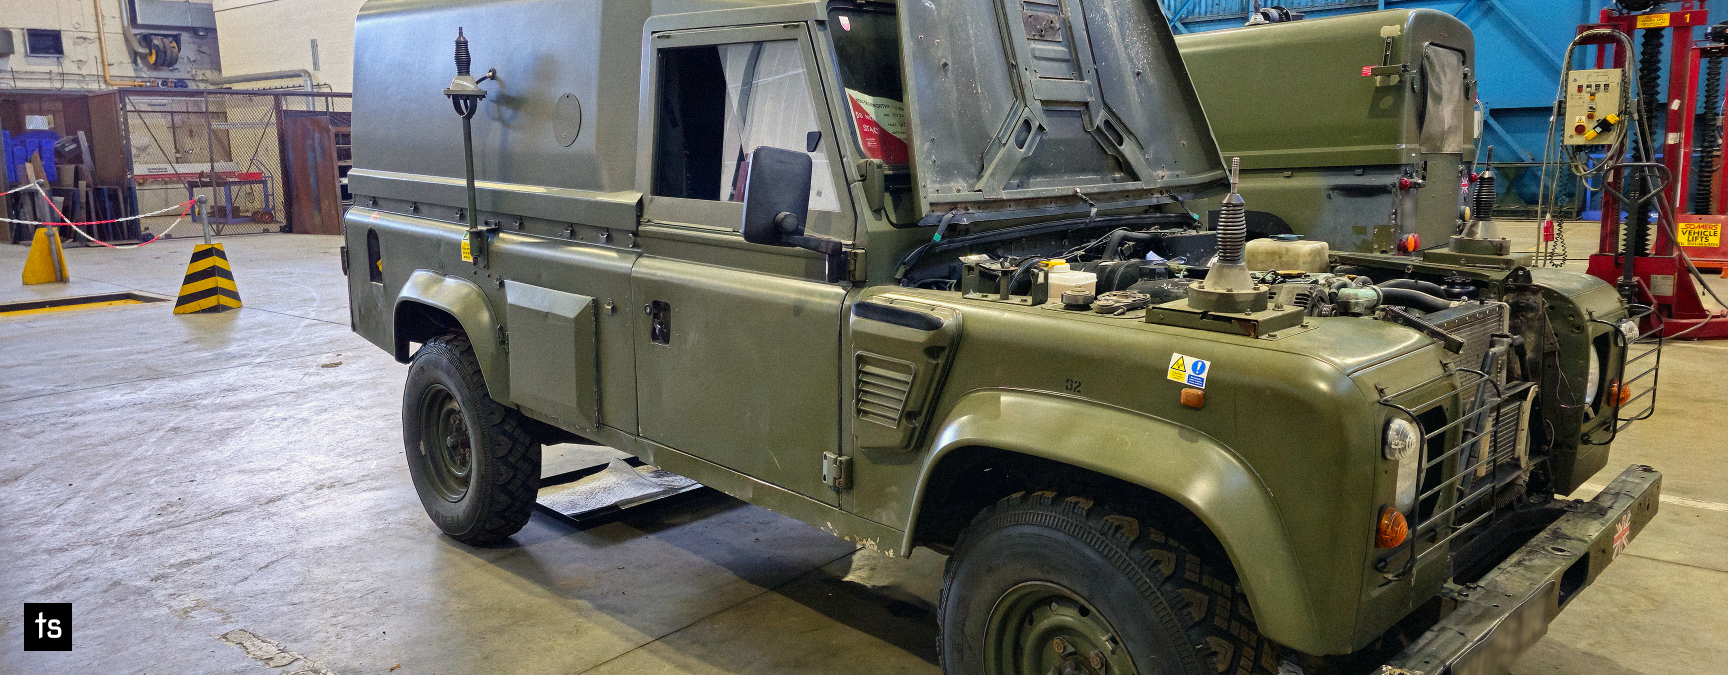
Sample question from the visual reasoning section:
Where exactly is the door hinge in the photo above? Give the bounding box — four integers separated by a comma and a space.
846, 249, 866, 283
822, 451, 852, 490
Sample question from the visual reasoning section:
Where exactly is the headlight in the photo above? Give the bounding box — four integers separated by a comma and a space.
1618, 318, 1640, 343
1386, 417, 1422, 514
1585, 343, 1602, 406
1384, 417, 1421, 461
1394, 453, 1420, 514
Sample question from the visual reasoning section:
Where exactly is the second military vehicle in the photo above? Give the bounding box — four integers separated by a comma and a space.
1177, 9, 1482, 256
344, 0, 1661, 673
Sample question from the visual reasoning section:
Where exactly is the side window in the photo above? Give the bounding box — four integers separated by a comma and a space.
652, 40, 840, 213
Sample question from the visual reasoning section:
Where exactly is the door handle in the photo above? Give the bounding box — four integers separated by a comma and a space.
647, 300, 671, 345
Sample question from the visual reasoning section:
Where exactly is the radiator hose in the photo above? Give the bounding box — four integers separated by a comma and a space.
1378, 287, 1455, 313
1377, 278, 1450, 297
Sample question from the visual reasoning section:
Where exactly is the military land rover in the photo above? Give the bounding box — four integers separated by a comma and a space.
344, 1, 1663, 673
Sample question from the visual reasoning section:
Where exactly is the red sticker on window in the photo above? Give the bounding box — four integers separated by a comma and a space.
847, 90, 908, 164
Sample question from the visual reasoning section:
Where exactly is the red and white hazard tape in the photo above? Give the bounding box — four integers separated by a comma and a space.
2, 182, 195, 249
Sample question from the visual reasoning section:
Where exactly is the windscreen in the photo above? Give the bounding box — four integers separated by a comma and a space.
827, 7, 909, 166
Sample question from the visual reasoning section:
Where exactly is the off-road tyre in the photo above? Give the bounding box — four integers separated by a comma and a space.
402, 334, 540, 545
939, 490, 1281, 675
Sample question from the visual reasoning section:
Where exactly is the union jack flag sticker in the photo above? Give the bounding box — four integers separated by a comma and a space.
1612, 512, 1632, 559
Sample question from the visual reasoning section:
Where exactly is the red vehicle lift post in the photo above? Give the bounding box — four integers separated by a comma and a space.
1578, 1, 1728, 338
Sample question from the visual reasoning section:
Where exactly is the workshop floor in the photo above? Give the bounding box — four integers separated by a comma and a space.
1, 233, 1723, 675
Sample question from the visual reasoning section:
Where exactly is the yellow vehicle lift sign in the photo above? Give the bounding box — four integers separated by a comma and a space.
1168, 353, 1210, 388
1678, 222, 1722, 248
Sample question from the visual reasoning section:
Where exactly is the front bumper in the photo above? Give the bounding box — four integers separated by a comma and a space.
1377, 464, 1662, 675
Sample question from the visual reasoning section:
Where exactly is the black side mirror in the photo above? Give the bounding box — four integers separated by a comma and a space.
742, 146, 813, 246
740, 145, 847, 282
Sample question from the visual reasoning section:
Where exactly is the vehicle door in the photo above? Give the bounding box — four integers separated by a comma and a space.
632, 23, 857, 504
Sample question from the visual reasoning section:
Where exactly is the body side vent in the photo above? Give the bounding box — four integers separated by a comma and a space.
856, 352, 916, 428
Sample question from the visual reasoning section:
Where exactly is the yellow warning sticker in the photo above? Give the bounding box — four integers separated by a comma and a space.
1167, 352, 1210, 389
1636, 13, 1671, 28
1678, 222, 1722, 248
461, 233, 473, 262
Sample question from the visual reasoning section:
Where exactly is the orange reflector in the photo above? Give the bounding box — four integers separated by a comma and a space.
1376, 507, 1408, 548
1608, 380, 1633, 406
1181, 388, 1205, 409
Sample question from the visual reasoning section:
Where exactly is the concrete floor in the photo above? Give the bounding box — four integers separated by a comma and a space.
0, 232, 1723, 674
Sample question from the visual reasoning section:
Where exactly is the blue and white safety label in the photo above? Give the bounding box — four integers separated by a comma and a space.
1167, 353, 1210, 389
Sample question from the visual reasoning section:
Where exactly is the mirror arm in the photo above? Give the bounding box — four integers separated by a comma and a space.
786, 234, 843, 256
784, 234, 848, 284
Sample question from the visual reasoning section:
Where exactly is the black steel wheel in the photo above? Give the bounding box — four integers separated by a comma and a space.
417, 383, 473, 502
939, 491, 1282, 675
402, 334, 540, 545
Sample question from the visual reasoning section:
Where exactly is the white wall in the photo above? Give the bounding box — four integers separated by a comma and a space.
0, 0, 220, 90
212, 0, 366, 92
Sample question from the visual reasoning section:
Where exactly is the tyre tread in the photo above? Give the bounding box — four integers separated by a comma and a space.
940, 490, 1280, 675
416, 335, 540, 545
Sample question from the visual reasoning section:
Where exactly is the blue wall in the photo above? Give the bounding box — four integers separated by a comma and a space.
1167, 0, 1728, 162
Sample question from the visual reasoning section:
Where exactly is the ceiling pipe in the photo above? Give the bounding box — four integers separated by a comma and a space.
91, 0, 151, 87
205, 69, 316, 92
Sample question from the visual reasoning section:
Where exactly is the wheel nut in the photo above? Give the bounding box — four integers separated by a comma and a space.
1089, 652, 1103, 670
1051, 637, 1068, 654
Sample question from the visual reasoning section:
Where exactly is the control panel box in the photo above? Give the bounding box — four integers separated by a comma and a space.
1564, 69, 1625, 146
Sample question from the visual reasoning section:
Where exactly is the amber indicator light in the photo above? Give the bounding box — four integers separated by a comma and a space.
1608, 380, 1634, 406
1376, 506, 1408, 549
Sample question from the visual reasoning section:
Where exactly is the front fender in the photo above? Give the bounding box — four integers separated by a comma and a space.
906, 388, 1323, 653
396, 269, 510, 403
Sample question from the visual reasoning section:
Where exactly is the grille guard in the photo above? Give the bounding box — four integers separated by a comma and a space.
1584, 303, 1661, 446
1376, 365, 1538, 579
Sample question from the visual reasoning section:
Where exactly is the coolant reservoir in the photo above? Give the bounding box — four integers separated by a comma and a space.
1246, 235, 1329, 273
1044, 263, 1097, 300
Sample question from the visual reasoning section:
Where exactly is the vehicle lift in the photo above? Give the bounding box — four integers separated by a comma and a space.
1576, 1, 1728, 339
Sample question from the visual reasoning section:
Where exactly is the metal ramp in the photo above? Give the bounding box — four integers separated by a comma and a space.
534, 444, 712, 529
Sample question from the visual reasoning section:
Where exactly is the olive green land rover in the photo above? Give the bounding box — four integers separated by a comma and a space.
344, 1, 1662, 673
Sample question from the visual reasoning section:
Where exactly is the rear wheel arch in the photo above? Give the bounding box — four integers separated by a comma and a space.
392, 270, 510, 403
905, 389, 1329, 654
394, 300, 463, 360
